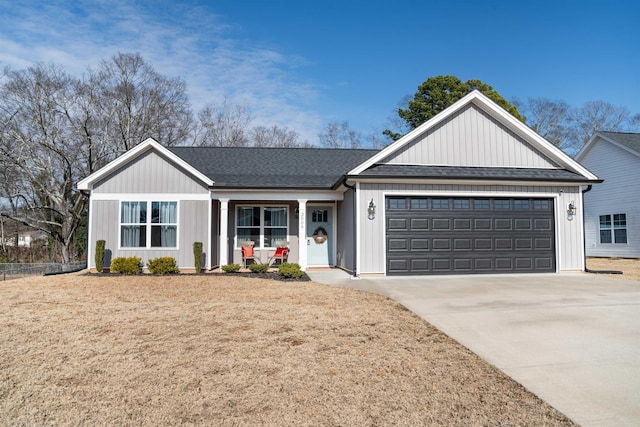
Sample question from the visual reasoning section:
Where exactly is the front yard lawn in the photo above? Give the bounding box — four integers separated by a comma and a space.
0, 274, 574, 426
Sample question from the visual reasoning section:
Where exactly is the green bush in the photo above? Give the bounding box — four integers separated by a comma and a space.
147, 257, 180, 275
248, 263, 270, 273
110, 256, 142, 275
193, 242, 203, 273
221, 263, 241, 273
95, 240, 106, 273
278, 262, 304, 279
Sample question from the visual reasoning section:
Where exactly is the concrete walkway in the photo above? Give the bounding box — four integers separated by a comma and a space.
306, 270, 640, 427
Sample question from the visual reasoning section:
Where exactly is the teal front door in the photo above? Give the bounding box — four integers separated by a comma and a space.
307, 206, 333, 266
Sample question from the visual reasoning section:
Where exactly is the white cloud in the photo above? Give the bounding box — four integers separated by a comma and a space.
0, 0, 325, 143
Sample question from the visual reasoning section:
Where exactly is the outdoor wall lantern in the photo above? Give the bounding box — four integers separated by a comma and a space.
368, 199, 376, 220
294, 207, 299, 218
567, 201, 576, 217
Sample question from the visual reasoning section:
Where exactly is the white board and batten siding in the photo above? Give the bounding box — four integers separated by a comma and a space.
382, 104, 558, 169
88, 149, 211, 270
357, 183, 585, 274
579, 140, 640, 258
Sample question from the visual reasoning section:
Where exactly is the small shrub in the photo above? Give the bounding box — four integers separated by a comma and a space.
147, 257, 180, 275
95, 240, 106, 273
221, 263, 241, 273
110, 256, 142, 275
248, 263, 270, 273
278, 262, 304, 279
193, 242, 203, 273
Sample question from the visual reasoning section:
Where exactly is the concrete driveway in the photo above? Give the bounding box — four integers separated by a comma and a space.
307, 270, 640, 427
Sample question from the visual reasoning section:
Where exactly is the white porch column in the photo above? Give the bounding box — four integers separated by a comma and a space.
219, 198, 230, 269
297, 199, 307, 271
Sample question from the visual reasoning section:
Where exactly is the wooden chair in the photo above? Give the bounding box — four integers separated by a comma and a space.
241, 244, 257, 268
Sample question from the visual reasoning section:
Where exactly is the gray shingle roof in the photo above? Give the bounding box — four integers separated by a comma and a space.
169, 146, 379, 189
356, 164, 596, 183
599, 131, 640, 154
167, 146, 598, 189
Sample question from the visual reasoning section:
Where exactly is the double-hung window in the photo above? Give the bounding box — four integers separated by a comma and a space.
599, 213, 627, 244
120, 201, 178, 248
236, 206, 288, 248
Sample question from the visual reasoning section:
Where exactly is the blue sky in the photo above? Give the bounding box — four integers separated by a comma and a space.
1, 0, 638, 145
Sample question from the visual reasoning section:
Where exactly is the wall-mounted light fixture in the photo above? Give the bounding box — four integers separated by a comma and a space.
567, 201, 576, 217
368, 199, 376, 220
294, 207, 299, 218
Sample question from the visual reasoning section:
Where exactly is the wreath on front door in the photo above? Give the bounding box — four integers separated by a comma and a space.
312, 227, 328, 244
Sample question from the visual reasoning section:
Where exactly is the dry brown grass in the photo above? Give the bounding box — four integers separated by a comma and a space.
587, 257, 640, 281
1, 274, 574, 426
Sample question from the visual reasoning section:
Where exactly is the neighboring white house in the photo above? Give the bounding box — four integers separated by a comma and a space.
576, 131, 640, 258
1, 229, 48, 248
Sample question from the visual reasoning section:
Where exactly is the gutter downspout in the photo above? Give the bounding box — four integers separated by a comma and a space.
582, 185, 622, 275
342, 177, 358, 278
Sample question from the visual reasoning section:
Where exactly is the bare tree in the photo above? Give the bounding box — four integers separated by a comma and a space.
0, 54, 195, 262
89, 52, 193, 153
193, 98, 252, 147
250, 125, 310, 147
0, 64, 86, 262
514, 98, 573, 149
318, 121, 362, 148
514, 98, 640, 155
571, 101, 639, 147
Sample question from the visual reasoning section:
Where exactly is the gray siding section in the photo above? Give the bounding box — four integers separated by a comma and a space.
581, 140, 640, 258
336, 188, 356, 272
383, 104, 557, 169
211, 200, 220, 268
90, 199, 209, 270
90, 200, 119, 268
93, 150, 209, 194
179, 200, 210, 268
358, 183, 584, 274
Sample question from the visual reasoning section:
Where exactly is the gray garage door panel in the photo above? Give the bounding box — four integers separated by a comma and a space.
386, 197, 556, 275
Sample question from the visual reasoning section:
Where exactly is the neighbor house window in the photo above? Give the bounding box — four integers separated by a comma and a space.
599, 213, 627, 244
121, 201, 177, 248
237, 206, 288, 248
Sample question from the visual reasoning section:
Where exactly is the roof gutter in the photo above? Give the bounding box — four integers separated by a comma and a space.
350, 174, 603, 185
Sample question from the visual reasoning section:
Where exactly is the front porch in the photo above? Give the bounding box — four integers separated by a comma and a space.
213, 192, 344, 271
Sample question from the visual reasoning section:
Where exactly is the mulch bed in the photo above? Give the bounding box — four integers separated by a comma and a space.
85, 271, 311, 282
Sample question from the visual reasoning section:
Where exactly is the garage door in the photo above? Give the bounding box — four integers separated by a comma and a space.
386, 197, 555, 275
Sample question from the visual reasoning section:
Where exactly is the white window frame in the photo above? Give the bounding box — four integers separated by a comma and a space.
235, 204, 289, 249
599, 213, 627, 244
119, 200, 179, 250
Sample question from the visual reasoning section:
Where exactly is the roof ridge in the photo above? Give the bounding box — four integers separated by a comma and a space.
170, 146, 380, 152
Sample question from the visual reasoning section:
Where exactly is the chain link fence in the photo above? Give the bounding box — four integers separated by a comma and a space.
0, 262, 86, 281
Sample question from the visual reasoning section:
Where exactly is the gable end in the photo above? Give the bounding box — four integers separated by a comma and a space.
380, 103, 559, 169
92, 150, 210, 194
